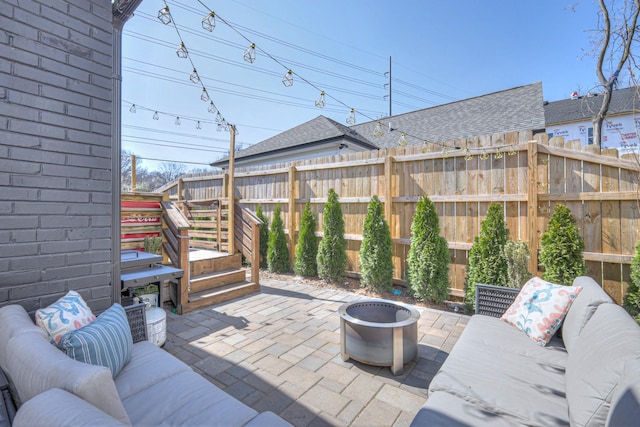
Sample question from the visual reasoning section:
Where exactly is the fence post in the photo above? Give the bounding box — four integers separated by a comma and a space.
527, 140, 539, 275
177, 227, 190, 314
288, 165, 297, 268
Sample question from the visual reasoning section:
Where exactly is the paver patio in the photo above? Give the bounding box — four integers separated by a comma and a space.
162, 278, 468, 427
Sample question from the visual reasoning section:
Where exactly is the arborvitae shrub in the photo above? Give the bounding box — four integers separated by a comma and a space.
623, 240, 640, 323
504, 240, 531, 288
267, 203, 290, 273
294, 201, 318, 277
539, 204, 586, 285
465, 203, 509, 308
407, 195, 450, 304
316, 189, 347, 282
255, 204, 269, 268
359, 195, 394, 292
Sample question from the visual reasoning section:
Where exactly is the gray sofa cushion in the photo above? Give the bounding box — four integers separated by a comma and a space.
0, 305, 46, 370
411, 391, 526, 427
121, 370, 259, 426
566, 303, 640, 427
606, 358, 640, 426
429, 315, 569, 426
561, 276, 613, 353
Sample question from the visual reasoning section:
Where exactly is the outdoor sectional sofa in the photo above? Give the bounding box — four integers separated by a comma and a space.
411, 276, 640, 427
0, 302, 291, 427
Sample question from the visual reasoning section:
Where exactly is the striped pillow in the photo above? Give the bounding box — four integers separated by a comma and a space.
57, 304, 133, 378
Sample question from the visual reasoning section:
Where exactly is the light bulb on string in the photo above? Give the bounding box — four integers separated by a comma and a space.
215, 112, 223, 124
157, 6, 172, 25
243, 43, 256, 63
398, 132, 407, 146
480, 149, 490, 160
346, 108, 356, 125
495, 148, 504, 159
202, 12, 216, 31
282, 70, 293, 87
507, 145, 517, 156
208, 101, 216, 114
196, 121, 202, 130
175, 116, 181, 125
200, 88, 210, 102
176, 42, 188, 58
315, 91, 326, 108
129, 104, 136, 113
217, 118, 227, 132
464, 148, 473, 161
190, 68, 200, 83
373, 122, 384, 137
421, 140, 429, 153
153, 111, 159, 120
442, 146, 450, 158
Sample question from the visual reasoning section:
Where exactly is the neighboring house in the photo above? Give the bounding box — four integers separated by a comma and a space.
544, 86, 640, 152
213, 82, 546, 168
0, 0, 141, 310
211, 115, 378, 169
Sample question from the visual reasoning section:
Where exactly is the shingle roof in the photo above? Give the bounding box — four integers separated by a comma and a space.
213, 115, 377, 166
544, 86, 640, 125
351, 82, 545, 148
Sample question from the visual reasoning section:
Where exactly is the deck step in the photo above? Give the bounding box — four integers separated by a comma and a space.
190, 253, 242, 276
182, 281, 260, 313
189, 269, 246, 293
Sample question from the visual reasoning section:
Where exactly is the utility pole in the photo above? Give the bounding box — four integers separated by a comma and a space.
384, 56, 392, 117
131, 154, 137, 191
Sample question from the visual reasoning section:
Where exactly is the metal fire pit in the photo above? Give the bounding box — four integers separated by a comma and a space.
339, 300, 420, 376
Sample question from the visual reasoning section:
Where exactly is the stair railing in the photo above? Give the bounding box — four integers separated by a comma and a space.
234, 202, 263, 285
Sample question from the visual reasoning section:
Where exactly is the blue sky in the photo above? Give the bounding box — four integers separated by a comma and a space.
121, 0, 604, 171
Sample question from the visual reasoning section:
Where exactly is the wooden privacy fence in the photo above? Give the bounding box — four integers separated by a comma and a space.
160, 130, 640, 303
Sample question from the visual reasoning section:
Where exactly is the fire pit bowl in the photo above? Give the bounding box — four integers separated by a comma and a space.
339, 300, 420, 375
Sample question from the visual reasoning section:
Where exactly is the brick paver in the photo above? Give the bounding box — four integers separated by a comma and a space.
164, 277, 466, 426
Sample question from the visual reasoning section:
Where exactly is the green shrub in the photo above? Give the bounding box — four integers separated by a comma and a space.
623, 240, 640, 323
256, 204, 269, 268
539, 204, 586, 285
359, 195, 394, 292
294, 201, 318, 277
143, 236, 162, 254
465, 203, 509, 308
267, 203, 290, 273
407, 195, 450, 304
504, 240, 531, 288
317, 189, 347, 282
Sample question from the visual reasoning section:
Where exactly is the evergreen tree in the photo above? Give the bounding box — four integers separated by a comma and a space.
504, 240, 531, 288
255, 204, 269, 268
359, 195, 394, 292
465, 203, 509, 308
294, 201, 318, 277
267, 203, 290, 273
407, 195, 450, 304
539, 204, 586, 285
317, 189, 347, 282
623, 240, 640, 323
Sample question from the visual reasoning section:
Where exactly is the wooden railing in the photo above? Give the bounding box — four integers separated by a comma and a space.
234, 202, 263, 285
161, 198, 190, 309
176, 199, 229, 252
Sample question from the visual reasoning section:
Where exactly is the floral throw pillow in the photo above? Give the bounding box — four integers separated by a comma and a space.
35, 290, 96, 345
501, 277, 582, 346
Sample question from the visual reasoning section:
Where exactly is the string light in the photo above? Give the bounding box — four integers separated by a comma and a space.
464, 148, 473, 161
208, 101, 217, 114
157, 6, 172, 25
215, 112, 223, 124
373, 122, 384, 137
508, 145, 517, 156
398, 132, 407, 146
346, 108, 356, 125
421, 140, 430, 153
315, 91, 326, 108
129, 104, 136, 113
190, 68, 200, 84
480, 149, 490, 160
176, 42, 188, 58
200, 88, 210, 102
202, 11, 216, 31
175, 116, 181, 125
153, 111, 159, 120
495, 148, 504, 159
442, 146, 450, 158
282, 70, 293, 87
196, 120, 202, 130
243, 43, 256, 63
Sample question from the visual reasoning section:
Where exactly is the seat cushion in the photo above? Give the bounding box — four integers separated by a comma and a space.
121, 370, 259, 426
561, 276, 612, 352
606, 358, 640, 426
411, 391, 528, 427
429, 315, 569, 426
566, 303, 640, 427
0, 305, 46, 371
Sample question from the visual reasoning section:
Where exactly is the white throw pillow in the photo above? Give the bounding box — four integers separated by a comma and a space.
501, 277, 582, 346
35, 290, 96, 345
